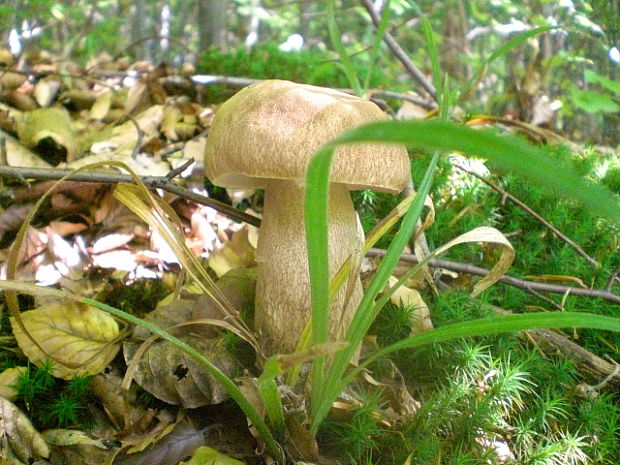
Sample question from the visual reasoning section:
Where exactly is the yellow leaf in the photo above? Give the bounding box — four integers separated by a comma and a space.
180, 446, 245, 465
11, 302, 120, 380
0, 367, 26, 401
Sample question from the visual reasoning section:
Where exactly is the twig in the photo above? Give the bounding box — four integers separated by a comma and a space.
606, 265, 620, 292
0, 165, 261, 227
359, 0, 437, 101
2, 165, 617, 305
165, 158, 194, 179
453, 162, 601, 269
490, 305, 620, 391
366, 248, 620, 304
190, 74, 436, 109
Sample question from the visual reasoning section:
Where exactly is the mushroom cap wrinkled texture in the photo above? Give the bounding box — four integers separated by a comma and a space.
204, 79, 410, 193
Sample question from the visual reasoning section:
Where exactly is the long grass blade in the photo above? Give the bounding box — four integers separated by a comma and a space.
341, 312, 620, 390
327, 121, 620, 225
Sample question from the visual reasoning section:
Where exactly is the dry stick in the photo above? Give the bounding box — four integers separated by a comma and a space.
0, 164, 261, 227
1, 165, 618, 304
490, 305, 620, 391
360, 0, 437, 101
190, 74, 436, 110
453, 163, 601, 269
366, 248, 620, 304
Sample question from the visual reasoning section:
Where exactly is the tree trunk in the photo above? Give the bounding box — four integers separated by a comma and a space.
198, 0, 228, 51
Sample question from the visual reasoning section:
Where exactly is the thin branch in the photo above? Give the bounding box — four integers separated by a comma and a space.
366, 248, 620, 304
190, 74, 436, 109
359, 0, 437, 101
2, 165, 617, 305
0, 165, 261, 227
453, 162, 601, 269
606, 264, 620, 292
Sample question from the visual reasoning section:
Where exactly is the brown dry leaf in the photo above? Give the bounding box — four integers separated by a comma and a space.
0, 367, 26, 402
16, 107, 78, 164
0, 396, 49, 463
115, 421, 215, 465
284, 414, 319, 462
123, 331, 236, 408
11, 302, 120, 380
522, 274, 587, 288
42, 429, 116, 465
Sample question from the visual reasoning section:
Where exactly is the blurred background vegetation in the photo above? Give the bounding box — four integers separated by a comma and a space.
1, 0, 618, 144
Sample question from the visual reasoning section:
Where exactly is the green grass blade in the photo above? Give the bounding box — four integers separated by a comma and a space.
341, 312, 620, 390
326, 0, 362, 94
488, 26, 557, 64
363, 0, 392, 92
462, 26, 557, 101
258, 358, 287, 440
305, 146, 336, 411
309, 150, 440, 433
421, 15, 442, 105
329, 121, 620, 225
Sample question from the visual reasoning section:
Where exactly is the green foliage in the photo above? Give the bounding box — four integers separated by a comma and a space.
318, 390, 390, 463
198, 44, 355, 102
105, 278, 169, 318
15, 362, 92, 429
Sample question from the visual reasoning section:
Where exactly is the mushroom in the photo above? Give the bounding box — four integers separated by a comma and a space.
204, 80, 410, 356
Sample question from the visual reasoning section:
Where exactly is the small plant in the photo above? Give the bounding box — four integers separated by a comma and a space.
15, 362, 92, 429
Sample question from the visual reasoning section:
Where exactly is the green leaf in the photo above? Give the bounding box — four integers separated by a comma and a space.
331, 120, 620, 226
570, 88, 620, 113
343, 312, 620, 389
584, 70, 620, 94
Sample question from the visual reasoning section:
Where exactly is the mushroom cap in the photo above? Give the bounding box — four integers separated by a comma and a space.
204, 80, 410, 193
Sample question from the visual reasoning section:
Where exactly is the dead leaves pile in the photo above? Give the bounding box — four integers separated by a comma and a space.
0, 49, 262, 464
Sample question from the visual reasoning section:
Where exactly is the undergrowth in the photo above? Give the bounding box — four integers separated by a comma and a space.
318, 142, 620, 464
15, 361, 93, 430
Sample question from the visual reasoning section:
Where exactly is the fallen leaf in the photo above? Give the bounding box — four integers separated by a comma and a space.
387, 276, 433, 335
115, 422, 215, 465
180, 445, 245, 465
0, 367, 26, 401
0, 396, 49, 463
11, 302, 120, 379
16, 107, 78, 164
43, 428, 117, 465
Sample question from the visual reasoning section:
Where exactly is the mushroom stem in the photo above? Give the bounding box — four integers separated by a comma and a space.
255, 179, 363, 356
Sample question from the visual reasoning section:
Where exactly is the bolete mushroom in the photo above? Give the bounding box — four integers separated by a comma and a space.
204, 79, 410, 356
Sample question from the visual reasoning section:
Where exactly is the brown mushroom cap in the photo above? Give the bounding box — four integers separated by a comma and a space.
204, 80, 410, 193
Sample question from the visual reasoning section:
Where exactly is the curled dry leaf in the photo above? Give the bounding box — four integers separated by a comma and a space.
11, 302, 120, 380
16, 107, 78, 164
123, 332, 236, 408
114, 422, 216, 465
0, 396, 49, 463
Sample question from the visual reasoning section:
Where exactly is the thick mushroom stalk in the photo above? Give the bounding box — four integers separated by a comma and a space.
255, 179, 362, 355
